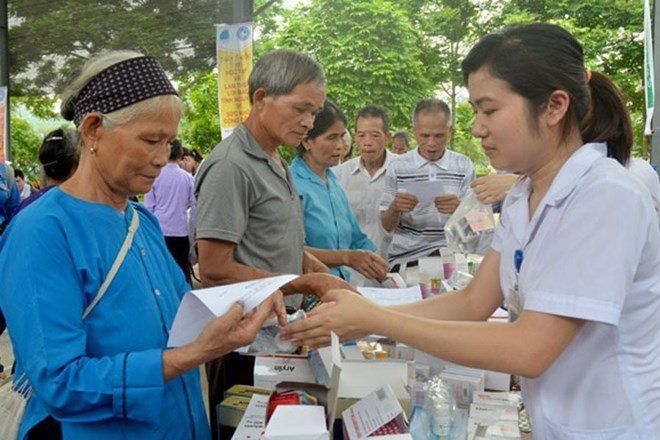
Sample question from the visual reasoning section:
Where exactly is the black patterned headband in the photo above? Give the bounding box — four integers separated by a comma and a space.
72, 56, 178, 126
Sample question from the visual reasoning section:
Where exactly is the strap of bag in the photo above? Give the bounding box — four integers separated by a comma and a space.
82, 206, 140, 320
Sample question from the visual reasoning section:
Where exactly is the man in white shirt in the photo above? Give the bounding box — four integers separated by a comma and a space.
380, 98, 475, 267
334, 105, 398, 258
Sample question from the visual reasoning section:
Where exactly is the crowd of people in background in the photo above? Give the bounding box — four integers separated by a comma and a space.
0, 20, 658, 440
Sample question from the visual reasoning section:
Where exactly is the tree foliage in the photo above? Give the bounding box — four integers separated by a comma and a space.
8, 0, 648, 166
178, 71, 221, 155
9, 115, 42, 176
266, 0, 434, 131
9, 0, 226, 95
488, 0, 645, 155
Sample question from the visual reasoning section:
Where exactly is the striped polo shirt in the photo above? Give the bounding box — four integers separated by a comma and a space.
379, 148, 475, 265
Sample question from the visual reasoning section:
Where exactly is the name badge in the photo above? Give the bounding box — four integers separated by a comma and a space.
508, 275, 524, 322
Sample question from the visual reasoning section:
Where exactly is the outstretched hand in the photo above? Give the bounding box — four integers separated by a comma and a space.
280, 289, 379, 349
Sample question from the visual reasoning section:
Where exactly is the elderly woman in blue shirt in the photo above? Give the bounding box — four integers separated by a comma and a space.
0, 51, 278, 439
291, 100, 388, 283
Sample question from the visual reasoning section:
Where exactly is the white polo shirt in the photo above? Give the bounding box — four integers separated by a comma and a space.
379, 148, 475, 265
493, 143, 660, 439
333, 150, 399, 258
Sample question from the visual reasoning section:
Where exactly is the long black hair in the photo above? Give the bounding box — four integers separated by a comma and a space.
39, 128, 81, 181
461, 23, 632, 165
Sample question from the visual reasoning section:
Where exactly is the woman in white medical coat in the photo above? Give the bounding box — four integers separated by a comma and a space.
282, 23, 660, 439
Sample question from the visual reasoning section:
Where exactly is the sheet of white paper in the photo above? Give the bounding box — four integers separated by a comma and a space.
399, 179, 445, 206
357, 286, 423, 307
232, 394, 269, 440
167, 274, 298, 348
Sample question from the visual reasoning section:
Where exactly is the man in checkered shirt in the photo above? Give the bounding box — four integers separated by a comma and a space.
380, 99, 475, 267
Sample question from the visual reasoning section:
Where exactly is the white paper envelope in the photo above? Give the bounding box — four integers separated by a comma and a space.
167, 274, 298, 348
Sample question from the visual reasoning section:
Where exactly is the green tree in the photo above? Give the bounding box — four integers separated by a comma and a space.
452, 102, 490, 174
489, 0, 645, 156
178, 71, 221, 155
9, 0, 228, 95
268, 0, 434, 130
9, 115, 42, 175
406, 0, 479, 132
11, 95, 58, 120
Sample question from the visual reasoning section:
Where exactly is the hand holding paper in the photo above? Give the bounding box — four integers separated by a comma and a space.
193, 300, 272, 359
434, 194, 460, 214
167, 275, 298, 348
399, 179, 445, 207
392, 192, 419, 213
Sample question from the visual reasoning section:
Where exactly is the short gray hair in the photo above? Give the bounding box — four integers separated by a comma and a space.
248, 49, 326, 104
413, 98, 452, 127
61, 50, 183, 130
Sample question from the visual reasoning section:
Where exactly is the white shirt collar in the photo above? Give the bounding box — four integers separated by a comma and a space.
508, 142, 607, 207
411, 148, 450, 170
352, 149, 398, 177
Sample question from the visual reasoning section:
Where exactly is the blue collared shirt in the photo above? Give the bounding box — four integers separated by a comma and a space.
291, 156, 376, 280
0, 187, 209, 439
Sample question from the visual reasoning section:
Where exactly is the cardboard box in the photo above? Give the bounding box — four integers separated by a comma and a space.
265, 405, 329, 440
414, 350, 511, 391
261, 333, 413, 438
263, 333, 343, 438
473, 391, 521, 407
313, 341, 413, 415
254, 356, 316, 390
218, 395, 252, 428
225, 384, 272, 400
232, 394, 269, 440
440, 369, 484, 408
467, 402, 520, 439
342, 384, 410, 439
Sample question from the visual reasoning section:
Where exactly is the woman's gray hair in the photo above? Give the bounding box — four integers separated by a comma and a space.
61, 50, 182, 130
248, 49, 326, 104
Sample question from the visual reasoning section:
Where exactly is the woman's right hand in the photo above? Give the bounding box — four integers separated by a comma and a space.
163, 299, 273, 380
280, 289, 380, 348
195, 299, 274, 360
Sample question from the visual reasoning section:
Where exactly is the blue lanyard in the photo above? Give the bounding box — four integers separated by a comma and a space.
514, 249, 524, 273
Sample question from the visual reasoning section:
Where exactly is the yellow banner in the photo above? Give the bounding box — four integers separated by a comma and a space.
0, 87, 6, 162
216, 23, 253, 138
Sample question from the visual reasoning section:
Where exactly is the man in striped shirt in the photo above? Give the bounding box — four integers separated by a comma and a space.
380, 99, 475, 267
